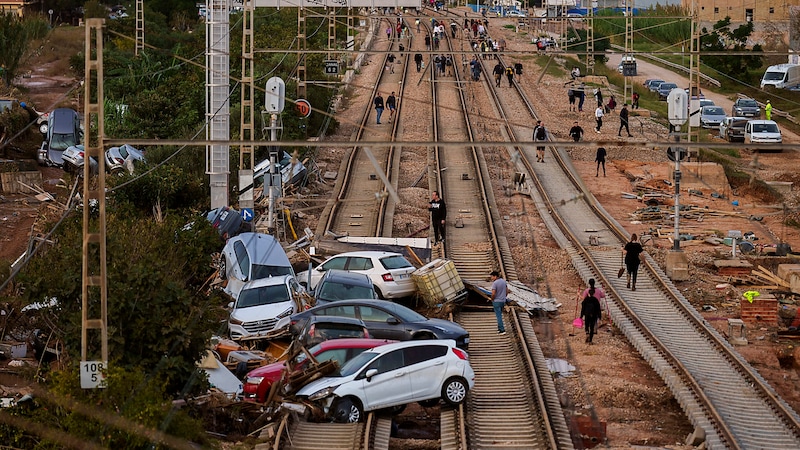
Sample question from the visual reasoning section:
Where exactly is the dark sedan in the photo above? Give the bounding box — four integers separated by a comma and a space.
287, 299, 470, 349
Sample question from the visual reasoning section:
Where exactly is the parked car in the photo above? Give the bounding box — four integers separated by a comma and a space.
227, 275, 307, 340
242, 338, 396, 402
296, 251, 417, 299
719, 117, 748, 142
314, 270, 377, 304
220, 232, 295, 298
290, 315, 370, 348
296, 340, 475, 423
61, 144, 98, 174
505, 10, 526, 17
284, 299, 470, 349
699, 106, 727, 128
105, 144, 145, 174
645, 79, 665, 92
657, 82, 678, 100
744, 120, 782, 151
37, 108, 82, 167
206, 206, 245, 240
732, 98, 761, 118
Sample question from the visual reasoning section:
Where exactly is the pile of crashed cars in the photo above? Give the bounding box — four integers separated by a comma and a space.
202, 228, 475, 427
35, 107, 145, 175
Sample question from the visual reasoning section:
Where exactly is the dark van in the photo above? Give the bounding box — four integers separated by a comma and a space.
38, 108, 82, 167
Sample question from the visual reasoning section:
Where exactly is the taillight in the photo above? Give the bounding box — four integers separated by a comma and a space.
77, 152, 84, 158
381, 273, 394, 282
451, 347, 468, 361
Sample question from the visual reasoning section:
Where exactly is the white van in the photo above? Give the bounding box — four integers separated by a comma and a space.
744, 120, 782, 152
761, 64, 800, 89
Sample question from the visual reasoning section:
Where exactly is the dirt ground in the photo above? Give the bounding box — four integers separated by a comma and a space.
3, 12, 800, 450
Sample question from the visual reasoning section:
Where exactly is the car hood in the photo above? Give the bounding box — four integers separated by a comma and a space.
246, 360, 285, 379
231, 301, 293, 323
296, 375, 351, 397
424, 318, 469, 337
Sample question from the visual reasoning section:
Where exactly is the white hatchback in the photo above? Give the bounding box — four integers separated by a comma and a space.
296, 251, 416, 299
296, 340, 474, 423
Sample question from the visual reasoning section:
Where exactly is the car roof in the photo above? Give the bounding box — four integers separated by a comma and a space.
360, 339, 457, 355
241, 274, 293, 289
225, 232, 291, 266
748, 120, 777, 125
315, 337, 397, 351
306, 298, 406, 314
328, 251, 404, 259
305, 315, 367, 326
50, 108, 79, 133
321, 269, 374, 286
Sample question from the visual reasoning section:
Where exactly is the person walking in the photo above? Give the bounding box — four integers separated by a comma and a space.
765, 100, 773, 120
594, 87, 603, 107
490, 271, 508, 335
425, 34, 431, 51
386, 53, 396, 74
618, 104, 632, 137
580, 285, 602, 343
445, 55, 454, 76
414, 53, 423, 72
581, 279, 607, 311
450, 20, 457, 38
577, 82, 586, 112
567, 87, 576, 112
386, 25, 392, 41
505, 65, 514, 87
569, 121, 584, 142
623, 234, 644, 290
471, 57, 482, 81
386, 91, 397, 121
428, 191, 447, 245
534, 120, 547, 162
595, 147, 607, 177
492, 61, 504, 87
416, 17, 421, 33
594, 105, 604, 133
631, 91, 640, 109
514, 61, 523, 81
374, 92, 384, 124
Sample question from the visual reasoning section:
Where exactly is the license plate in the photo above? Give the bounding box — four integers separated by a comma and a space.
397, 273, 408, 279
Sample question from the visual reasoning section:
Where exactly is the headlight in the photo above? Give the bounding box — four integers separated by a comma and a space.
246, 376, 264, 386
229, 316, 243, 325
308, 386, 339, 401
277, 307, 293, 319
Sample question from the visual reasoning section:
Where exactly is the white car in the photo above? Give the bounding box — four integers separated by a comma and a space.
506, 10, 526, 18
227, 275, 307, 339
296, 340, 474, 423
744, 120, 782, 151
221, 233, 295, 298
296, 251, 416, 299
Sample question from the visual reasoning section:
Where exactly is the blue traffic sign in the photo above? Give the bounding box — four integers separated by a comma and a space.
241, 208, 254, 222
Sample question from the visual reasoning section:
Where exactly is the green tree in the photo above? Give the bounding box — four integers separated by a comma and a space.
701, 17, 763, 83
0, 13, 48, 86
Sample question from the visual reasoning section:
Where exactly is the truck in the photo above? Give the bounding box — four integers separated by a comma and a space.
760, 64, 800, 89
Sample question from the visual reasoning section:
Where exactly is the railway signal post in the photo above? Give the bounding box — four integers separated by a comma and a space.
665, 89, 690, 281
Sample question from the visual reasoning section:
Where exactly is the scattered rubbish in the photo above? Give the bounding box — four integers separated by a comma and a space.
702, 305, 717, 312
688, 189, 703, 197
732, 200, 739, 206
711, 192, 724, 199
547, 358, 576, 377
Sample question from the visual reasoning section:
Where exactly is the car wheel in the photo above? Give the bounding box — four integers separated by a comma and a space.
218, 257, 227, 280
418, 398, 440, 408
39, 123, 48, 134
332, 397, 364, 423
374, 286, 385, 299
442, 377, 468, 406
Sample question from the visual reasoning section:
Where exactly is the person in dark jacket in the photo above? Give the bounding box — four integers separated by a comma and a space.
414, 53, 423, 72
623, 234, 644, 290
569, 121, 584, 142
581, 285, 602, 343
428, 191, 447, 245
595, 147, 607, 177
618, 104, 632, 137
374, 93, 384, 124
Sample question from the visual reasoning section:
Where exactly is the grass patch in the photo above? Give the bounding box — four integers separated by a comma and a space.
22, 26, 85, 75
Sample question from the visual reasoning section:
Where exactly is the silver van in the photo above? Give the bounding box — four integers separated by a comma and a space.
220, 232, 295, 298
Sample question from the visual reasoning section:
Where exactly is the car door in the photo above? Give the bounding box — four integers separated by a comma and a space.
404, 344, 450, 400
357, 349, 412, 410
311, 257, 347, 288
356, 305, 409, 341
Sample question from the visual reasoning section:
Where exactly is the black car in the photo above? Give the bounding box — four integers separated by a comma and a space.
288, 299, 470, 349
290, 315, 370, 348
314, 269, 377, 304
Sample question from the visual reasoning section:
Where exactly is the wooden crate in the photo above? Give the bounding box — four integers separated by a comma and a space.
0, 171, 43, 194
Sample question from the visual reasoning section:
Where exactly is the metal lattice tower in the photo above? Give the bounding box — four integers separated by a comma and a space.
586, 1, 595, 74
689, 3, 701, 155
135, 0, 144, 56
624, 0, 634, 106
297, 7, 307, 99
239, 0, 255, 211
328, 7, 336, 62
81, 19, 108, 366
206, 0, 230, 209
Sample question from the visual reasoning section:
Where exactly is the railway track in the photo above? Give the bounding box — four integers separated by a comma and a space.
485, 39, 800, 449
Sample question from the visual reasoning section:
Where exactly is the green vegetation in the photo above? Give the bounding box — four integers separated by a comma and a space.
0, 13, 50, 86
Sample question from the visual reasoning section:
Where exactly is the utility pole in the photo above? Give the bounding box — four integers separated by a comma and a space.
206, 0, 230, 209
623, 0, 633, 107
135, 0, 144, 56
239, 0, 255, 217
586, 1, 595, 74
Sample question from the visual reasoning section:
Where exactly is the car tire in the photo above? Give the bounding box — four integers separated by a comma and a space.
442, 377, 468, 406
374, 286, 385, 300
418, 398, 440, 408
218, 257, 228, 280
332, 397, 364, 423
39, 123, 48, 135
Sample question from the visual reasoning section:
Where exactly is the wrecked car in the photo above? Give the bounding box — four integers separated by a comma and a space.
227, 275, 307, 340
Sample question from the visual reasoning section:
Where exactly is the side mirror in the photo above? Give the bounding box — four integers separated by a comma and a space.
227, 302, 234, 309
365, 368, 378, 380
386, 317, 400, 325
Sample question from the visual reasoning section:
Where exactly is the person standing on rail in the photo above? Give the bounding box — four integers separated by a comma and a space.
595, 146, 607, 177
533, 120, 547, 163
490, 271, 507, 335
594, 104, 604, 133
374, 92, 384, 125
569, 121, 584, 142
386, 92, 397, 121
428, 191, 447, 245
580, 285, 602, 344
493, 61, 504, 87
618, 104, 632, 137
623, 234, 645, 291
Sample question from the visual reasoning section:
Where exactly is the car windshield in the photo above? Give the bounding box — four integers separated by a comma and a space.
704, 107, 724, 115
337, 351, 378, 377
51, 133, 76, 151
251, 264, 293, 279
753, 123, 779, 133
739, 99, 757, 107
764, 72, 784, 81
380, 255, 413, 270
237, 283, 291, 308
318, 281, 373, 301
660, 84, 677, 90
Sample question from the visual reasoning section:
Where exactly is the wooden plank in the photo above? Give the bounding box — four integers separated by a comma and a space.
0, 171, 43, 194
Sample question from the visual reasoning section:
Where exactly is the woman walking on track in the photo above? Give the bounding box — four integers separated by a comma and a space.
580, 285, 602, 343
623, 234, 645, 290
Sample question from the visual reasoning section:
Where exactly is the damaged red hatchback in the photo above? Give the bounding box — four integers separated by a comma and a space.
242, 338, 396, 403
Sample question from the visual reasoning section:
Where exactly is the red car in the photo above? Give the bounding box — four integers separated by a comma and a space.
242, 338, 396, 403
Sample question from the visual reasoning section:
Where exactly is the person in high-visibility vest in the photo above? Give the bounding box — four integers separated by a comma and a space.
765, 100, 773, 120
